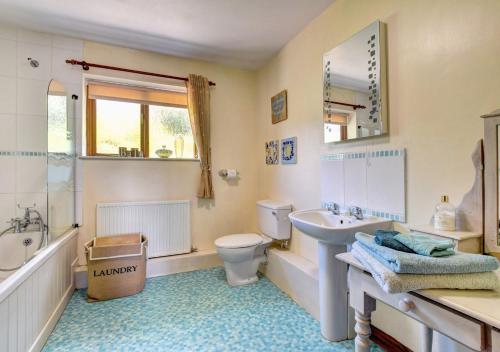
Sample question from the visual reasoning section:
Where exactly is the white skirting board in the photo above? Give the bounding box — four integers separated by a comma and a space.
74, 249, 222, 289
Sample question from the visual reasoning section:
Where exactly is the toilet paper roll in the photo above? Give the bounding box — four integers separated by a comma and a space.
225, 169, 238, 179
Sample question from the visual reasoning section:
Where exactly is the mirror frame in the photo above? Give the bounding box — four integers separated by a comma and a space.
323, 20, 388, 144
482, 108, 500, 256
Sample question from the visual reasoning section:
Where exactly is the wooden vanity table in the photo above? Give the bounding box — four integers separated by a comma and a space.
337, 252, 500, 352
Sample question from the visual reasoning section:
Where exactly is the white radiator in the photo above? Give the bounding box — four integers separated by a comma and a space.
96, 200, 191, 258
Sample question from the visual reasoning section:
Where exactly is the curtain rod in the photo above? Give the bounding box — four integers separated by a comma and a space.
324, 100, 366, 110
65, 59, 216, 86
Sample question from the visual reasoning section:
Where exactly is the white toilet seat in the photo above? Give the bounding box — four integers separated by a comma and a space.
215, 233, 263, 249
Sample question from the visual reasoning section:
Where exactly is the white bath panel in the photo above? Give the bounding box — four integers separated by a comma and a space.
0, 229, 78, 352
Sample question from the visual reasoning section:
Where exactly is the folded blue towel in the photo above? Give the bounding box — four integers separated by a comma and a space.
355, 232, 499, 274
394, 232, 454, 257
374, 230, 415, 253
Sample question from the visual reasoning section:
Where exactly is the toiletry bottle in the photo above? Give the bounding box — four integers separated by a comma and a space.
434, 195, 456, 231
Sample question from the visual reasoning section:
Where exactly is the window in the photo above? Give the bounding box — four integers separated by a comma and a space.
86, 81, 197, 159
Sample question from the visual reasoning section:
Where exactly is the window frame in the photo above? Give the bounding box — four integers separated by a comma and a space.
85, 85, 197, 159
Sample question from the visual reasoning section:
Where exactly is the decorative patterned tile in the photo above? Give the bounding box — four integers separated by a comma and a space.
43, 267, 382, 352
281, 137, 297, 164
265, 140, 279, 165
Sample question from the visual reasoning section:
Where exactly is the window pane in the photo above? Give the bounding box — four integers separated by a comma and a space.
324, 123, 341, 143
149, 105, 195, 159
96, 99, 141, 154
48, 94, 69, 153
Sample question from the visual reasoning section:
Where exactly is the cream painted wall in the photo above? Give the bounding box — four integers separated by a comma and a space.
255, 1, 500, 349
256, 0, 500, 264
78, 42, 258, 264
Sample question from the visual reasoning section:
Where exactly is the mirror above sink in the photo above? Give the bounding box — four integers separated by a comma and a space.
323, 20, 388, 143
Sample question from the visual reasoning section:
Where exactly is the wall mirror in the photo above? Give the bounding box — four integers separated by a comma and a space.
323, 20, 387, 143
47, 79, 76, 239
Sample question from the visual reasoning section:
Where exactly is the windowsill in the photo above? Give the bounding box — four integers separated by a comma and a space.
79, 156, 200, 162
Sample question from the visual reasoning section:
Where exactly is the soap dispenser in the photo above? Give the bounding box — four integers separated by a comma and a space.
434, 195, 456, 231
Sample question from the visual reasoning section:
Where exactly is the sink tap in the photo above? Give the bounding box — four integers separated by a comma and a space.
326, 203, 340, 215
349, 206, 364, 220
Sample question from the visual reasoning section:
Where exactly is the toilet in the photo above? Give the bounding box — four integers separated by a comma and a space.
215, 200, 292, 286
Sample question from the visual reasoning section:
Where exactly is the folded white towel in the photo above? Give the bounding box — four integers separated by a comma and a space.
352, 242, 500, 294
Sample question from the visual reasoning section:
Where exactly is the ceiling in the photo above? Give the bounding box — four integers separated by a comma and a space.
0, 0, 334, 69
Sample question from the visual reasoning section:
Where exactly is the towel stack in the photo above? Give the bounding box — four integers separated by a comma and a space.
352, 231, 500, 293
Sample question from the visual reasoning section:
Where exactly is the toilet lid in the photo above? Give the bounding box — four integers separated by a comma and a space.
215, 234, 263, 249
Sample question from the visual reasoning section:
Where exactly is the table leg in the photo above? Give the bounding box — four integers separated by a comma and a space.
354, 310, 372, 352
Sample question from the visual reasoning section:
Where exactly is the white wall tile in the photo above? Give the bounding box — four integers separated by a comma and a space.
0, 114, 16, 150
17, 43, 51, 81
0, 39, 17, 77
52, 35, 83, 50
344, 157, 367, 208
367, 153, 406, 216
0, 156, 16, 193
51, 47, 83, 85
15, 157, 47, 193
320, 159, 344, 206
17, 29, 51, 46
17, 115, 47, 151
0, 76, 17, 114
15, 192, 47, 220
17, 78, 48, 115
0, 193, 16, 225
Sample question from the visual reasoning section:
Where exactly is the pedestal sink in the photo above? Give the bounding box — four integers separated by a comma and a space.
289, 209, 392, 341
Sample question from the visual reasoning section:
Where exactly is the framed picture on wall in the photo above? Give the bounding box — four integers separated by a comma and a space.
271, 90, 287, 124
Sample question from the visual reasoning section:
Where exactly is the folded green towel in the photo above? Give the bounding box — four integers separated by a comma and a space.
394, 232, 454, 257
355, 232, 499, 274
374, 230, 415, 253
352, 243, 500, 293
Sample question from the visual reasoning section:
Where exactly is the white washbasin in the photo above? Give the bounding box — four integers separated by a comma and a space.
289, 209, 392, 245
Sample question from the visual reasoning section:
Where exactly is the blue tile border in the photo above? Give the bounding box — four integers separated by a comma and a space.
0, 151, 79, 158
0, 150, 47, 157
321, 201, 406, 223
321, 148, 405, 161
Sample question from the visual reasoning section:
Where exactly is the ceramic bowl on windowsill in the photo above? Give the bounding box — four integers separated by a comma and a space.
155, 146, 173, 158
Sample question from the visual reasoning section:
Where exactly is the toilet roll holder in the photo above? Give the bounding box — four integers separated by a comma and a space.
218, 169, 239, 178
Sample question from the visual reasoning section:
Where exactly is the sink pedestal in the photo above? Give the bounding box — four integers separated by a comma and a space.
288, 209, 392, 342
318, 242, 350, 341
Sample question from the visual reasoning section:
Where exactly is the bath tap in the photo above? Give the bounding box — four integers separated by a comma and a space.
349, 206, 364, 220
327, 203, 341, 215
6, 204, 48, 244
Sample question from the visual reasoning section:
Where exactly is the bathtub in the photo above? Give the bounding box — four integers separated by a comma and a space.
0, 229, 44, 282
0, 228, 78, 352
